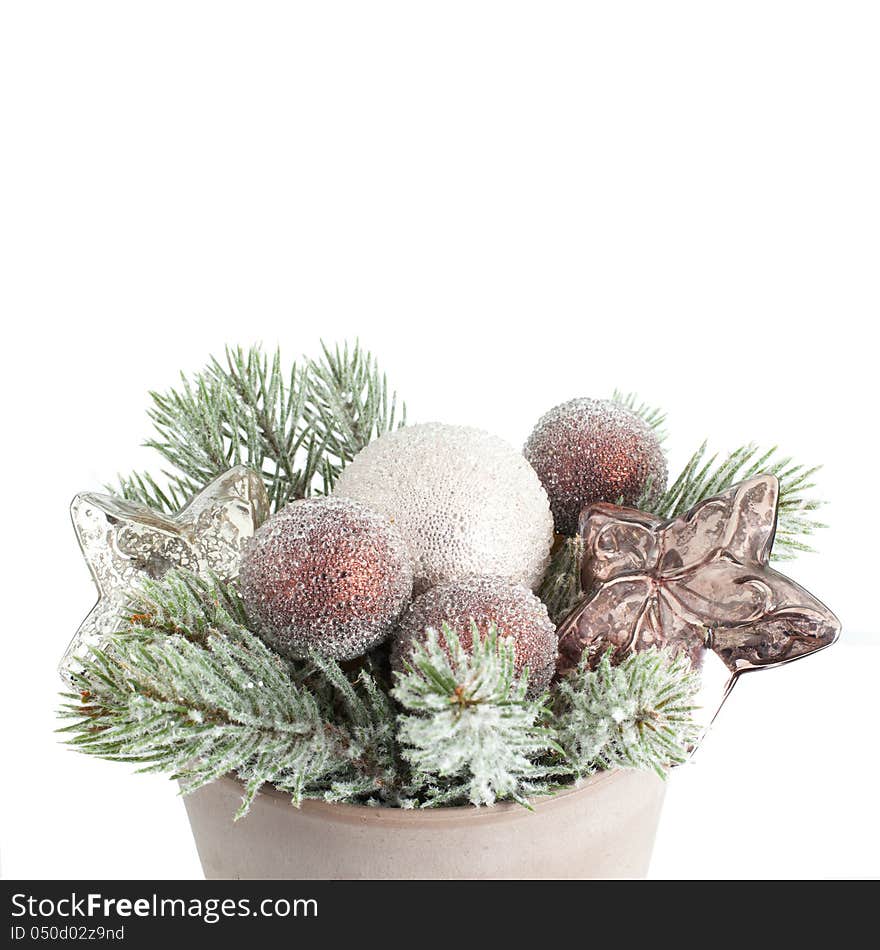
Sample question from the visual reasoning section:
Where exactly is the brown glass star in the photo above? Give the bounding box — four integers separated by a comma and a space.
556, 475, 840, 689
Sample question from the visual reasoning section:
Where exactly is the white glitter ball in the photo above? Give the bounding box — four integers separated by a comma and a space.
334, 423, 554, 592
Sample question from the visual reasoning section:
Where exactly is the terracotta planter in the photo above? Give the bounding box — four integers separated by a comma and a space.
183, 769, 667, 880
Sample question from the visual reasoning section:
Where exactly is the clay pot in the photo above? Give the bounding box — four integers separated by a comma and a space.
183, 768, 666, 880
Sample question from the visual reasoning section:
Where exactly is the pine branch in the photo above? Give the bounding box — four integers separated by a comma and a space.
139, 345, 319, 511
206, 345, 321, 508
60, 631, 336, 818
59, 572, 397, 817
555, 648, 700, 779
611, 390, 668, 443
117, 570, 252, 645
537, 536, 585, 627
60, 575, 701, 812
641, 442, 826, 559
306, 651, 399, 802
304, 340, 406, 482
113, 342, 405, 512
392, 624, 562, 808
112, 471, 197, 514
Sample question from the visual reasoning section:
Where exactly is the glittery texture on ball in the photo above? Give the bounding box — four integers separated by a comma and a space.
524, 398, 668, 536
334, 423, 554, 593
239, 497, 413, 661
391, 577, 558, 696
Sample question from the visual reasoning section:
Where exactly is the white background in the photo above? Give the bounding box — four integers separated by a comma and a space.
1, 2, 878, 879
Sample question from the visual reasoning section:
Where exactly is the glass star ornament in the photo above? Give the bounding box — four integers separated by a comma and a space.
61, 465, 270, 681
555, 475, 840, 733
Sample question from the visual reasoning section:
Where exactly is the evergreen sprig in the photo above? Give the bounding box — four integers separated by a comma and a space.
612, 389, 668, 442
59, 572, 397, 817
120, 570, 252, 645
640, 442, 825, 558
60, 572, 700, 814
392, 624, 562, 808
555, 648, 701, 779
113, 342, 405, 512
114, 471, 194, 514
538, 536, 585, 627
305, 340, 406, 484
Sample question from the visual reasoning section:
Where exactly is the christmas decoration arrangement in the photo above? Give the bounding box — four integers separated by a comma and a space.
59, 342, 840, 817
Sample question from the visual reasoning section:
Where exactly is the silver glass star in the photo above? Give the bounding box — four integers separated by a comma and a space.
61, 465, 270, 681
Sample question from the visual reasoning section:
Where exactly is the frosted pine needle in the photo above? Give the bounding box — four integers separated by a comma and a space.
393, 624, 561, 808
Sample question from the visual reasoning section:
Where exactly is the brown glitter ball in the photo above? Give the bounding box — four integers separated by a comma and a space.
239, 497, 413, 661
391, 577, 558, 696
524, 398, 667, 535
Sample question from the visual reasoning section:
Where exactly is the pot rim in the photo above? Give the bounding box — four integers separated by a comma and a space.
211, 768, 632, 829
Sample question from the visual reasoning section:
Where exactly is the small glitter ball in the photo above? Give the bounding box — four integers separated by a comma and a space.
334, 423, 554, 593
239, 496, 414, 661
524, 398, 668, 535
391, 576, 558, 696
